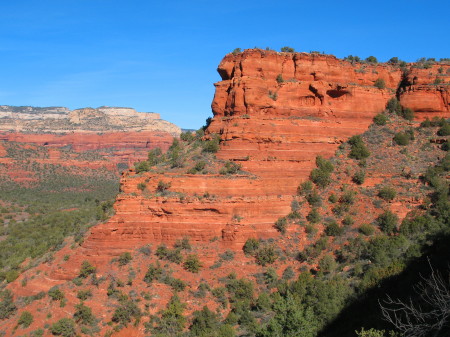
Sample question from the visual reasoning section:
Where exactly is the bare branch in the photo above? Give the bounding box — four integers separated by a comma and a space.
379, 263, 450, 337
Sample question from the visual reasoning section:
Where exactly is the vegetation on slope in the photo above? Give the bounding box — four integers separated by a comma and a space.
0, 108, 449, 337
0, 143, 118, 284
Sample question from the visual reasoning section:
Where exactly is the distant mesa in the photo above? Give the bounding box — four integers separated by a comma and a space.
0, 105, 180, 135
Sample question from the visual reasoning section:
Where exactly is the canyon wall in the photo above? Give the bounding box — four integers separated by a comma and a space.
80, 50, 449, 255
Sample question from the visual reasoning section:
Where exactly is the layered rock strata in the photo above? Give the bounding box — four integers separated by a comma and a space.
80, 50, 449, 254
0, 106, 180, 179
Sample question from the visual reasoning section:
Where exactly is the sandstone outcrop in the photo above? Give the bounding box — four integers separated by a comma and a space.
398, 64, 450, 117
80, 50, 449, 254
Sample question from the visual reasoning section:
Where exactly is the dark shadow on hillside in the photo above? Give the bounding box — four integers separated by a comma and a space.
319, 232, 450, 337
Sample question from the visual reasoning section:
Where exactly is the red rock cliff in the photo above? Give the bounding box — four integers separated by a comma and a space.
77, 50, 449, 258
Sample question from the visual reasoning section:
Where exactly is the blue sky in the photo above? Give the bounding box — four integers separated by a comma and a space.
0, 1, 448, 129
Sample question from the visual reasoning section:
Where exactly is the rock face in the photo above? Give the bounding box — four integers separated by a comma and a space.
0, 106, 181, 181
79, 50, 449, 254
0, 105, 179, 134
398, 65, 450, 115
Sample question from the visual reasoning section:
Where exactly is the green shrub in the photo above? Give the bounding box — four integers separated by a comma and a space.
51, 318, 76, 337
401, 107, 414, 121
307, 208, 321, 224
138, 244, 152, 256
155, 245, 183, 264
226, 276, 254, 303
388, 57, 399, 64
0, 290, 16, 319
184, 254, 202, 273
332, 203, 349, 216
188, 161, 206, 174
274, 217, 287, 234
378, 186, 397, 201
111, 300, 141, 326
281, 46, 295, 52
340, 190, 356, 205
202, 135, 221, 153
147, 147, 162, 165
152, 295, 186, 335
268, 90, 278, 101
393, 132, 410, 145
342, 215, 354, 226
374, 78, 386, 89
243, 238, 259, 256
156, 180, 171, 193
79, 261, 96, 278
386, 98, 402, 114
74, 303, 95, 325
438, 122, 450, 136
365, 56, 378, 63
310, 168, 331, 188
421, 117, 445, 127
220, 161, 242, 175
134, 161, 150, 173
328, 193, 338, 203
359, 224, 375, 236
352, 170, 366, 184
48, 287, 65, 301
5, 270, 19, 283
345, 55, 361, 63
180, 132, 195, 143
168, 144, 184, 168
399, 214, 438, 237
316, 156, 334, 172
143, 263, 163, 284
255, 245, 278, 266
282, 266, 295, 280
76, 290, 92, 301
377, 210, 398, 234
373, 113, 388, 125
348, 135, 370, 160
18, 311, 33, 328
189, 306, 221, 336
305, 225, 318, 238
319, 255, 337, 273
118, 252, 132, 266
325, 222, 344, 236
276, 74, 284, 83
137, 182, 146, 191
297, 180, 314, 195
232, 48, 241, 55
220, 250, 235, 261
306, 189, 322, 206
174, 237, 191, 250
169, 278, 187, 292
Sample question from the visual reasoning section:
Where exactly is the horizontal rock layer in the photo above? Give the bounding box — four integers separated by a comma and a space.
81, 51, 449, 253
0, 105, 180, 135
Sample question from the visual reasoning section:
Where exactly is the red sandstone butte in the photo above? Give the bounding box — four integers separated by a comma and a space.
78, 50, 449, 256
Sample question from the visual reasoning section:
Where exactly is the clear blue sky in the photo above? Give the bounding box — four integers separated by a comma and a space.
0, 0, 448, 129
